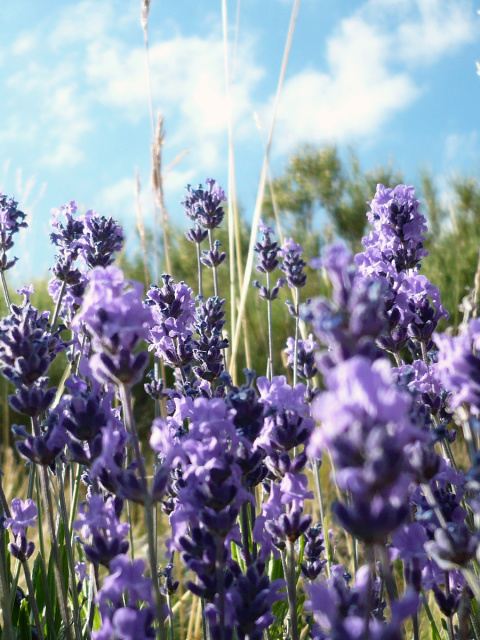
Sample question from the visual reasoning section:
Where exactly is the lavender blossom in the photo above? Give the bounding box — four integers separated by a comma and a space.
78, 210, 124, 268
94, 555, 155, 640
279, 238, 307, 289
0, 192, 27, 271
357, 184, 428, 274
434, 317, 480, 415
71, 266, 153, 386
3, 498, 37, 536
302, 244, 386, 373
181, 179, 226, 229
74, 494, 130, 567
285, 334, 318, 381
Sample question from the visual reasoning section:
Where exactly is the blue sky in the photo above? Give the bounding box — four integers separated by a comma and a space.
0, 0, 479, 281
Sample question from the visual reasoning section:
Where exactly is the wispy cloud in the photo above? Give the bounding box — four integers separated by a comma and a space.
268, 0, 476, 154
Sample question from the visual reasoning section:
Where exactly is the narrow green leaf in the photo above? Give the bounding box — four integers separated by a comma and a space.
18, 598, 32, 640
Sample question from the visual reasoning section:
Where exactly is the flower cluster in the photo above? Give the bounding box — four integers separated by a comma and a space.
0, 192, 27, 272
3, 179, 480, 640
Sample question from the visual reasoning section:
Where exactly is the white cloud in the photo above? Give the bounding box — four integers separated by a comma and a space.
11, 33, 37, 56
267, 0, 475, 154
84, 31, 264, 166
444, 131, 480, 169
396, 0, 475, 65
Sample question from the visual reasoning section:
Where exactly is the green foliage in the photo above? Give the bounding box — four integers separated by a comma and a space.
424, 174, 480, 328
262, 144, 404, 249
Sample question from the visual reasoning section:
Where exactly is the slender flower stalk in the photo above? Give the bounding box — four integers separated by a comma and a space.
286, 539, 299, 640
0, 271, 11, 312
37, 456, 74, 640
266, 271, 274, 379
0, 517, 14, 640
56, 459, 83, 640
119, 384, 168, 640
208, 229, 219, 298
22, 558, 45, 640
50, 279, 67, 331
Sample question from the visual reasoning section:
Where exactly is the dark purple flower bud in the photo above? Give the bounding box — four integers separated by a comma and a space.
13, 417, 68, 466
227, 560, 285, 640
253, 277, 285, 301
185, 224, 208, 244
425, 523, 478, 570
225, 371, 265, 441
201, 240, 226, 269
160, 562, 179, 596
301, 523, 326, 580
8, 535, 35, 562
333, 496, 409, 544
144, 371, 166, 401
9, 380, 57, 417
151, 465, 170, 503
432, 583, 462, 617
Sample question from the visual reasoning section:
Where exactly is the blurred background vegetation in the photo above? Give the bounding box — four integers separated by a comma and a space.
2, 143, 480, 449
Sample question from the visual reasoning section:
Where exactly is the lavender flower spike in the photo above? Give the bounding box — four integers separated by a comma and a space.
4, 498, 38, 536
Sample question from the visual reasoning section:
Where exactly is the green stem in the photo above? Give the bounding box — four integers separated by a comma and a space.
0, 270, 12, 313
266, 272, 273, 380
215, 538, 226, 640
50, 280, 67, 331
22, 558, 45, 640
39, 462, 73, 640
0, 514, 14, 640
286, 540, 299, 640
312, 458, 331, 577
30, 415, 72, 640
208, 229, 219, 298
240, 502, 252, 566
197, 242, 203, 299
421, 590, 442, 640
293, 288, 300, 388
56, 459, 83, 640
119, 384, 167, 640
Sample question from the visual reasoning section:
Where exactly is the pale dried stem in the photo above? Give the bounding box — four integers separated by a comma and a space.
230, 0, 301, 371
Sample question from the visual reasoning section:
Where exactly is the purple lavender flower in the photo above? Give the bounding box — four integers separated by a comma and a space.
308, 356, 418, 542
49, 201, 85, 286
201, 239, 226, 269
181, 179, 226, 229
358, 184, 428, 274
0, 192, 27, 271
226, 561, 285, 640
78, 210, 124, 268
4, 498, 37, 536
434, 317, 480, 415
284, 334, 318, 381
279, 238, 307, 289
94, 554, 155, 640
254, 220, 280, 274
72, 266, 153, 386
302, 244, 386, 373
13, 418, 68, 466
354, 185, 448, 356
74, 495, 130, 567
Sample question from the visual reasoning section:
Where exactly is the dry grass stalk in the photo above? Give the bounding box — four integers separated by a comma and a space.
135, 168, 151, 287
230, 0, 301, 373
